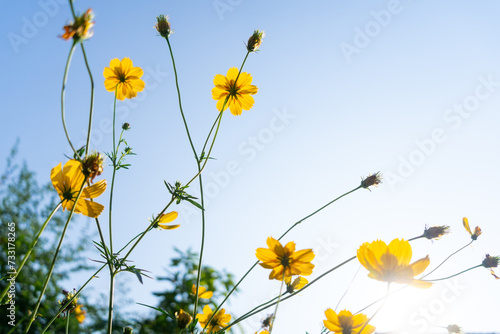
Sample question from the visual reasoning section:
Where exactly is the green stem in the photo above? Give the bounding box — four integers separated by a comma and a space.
424, 264, 482, 282
80, 43, 95, 158
193, 172, 205, 318
268, 273, 286, 334
42, 264, 106, 333
422, 240, 474, 279
61, 42, 79, 158
212, 186, 362, 327
25, 179, 87, 333
200, 113, 222, 158
65, 312, 70, 334
107, 273, 116, 334
0, 203, 62, 302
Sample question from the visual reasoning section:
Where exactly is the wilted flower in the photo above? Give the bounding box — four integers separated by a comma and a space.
463, 217, 481, 240
447, 324, 462, 334
256, 237, 315, 280
323, 309, 375, 334
212, 67, 258, 116
155, 14, 172, 38
61, 9, 94, 42
51, 160, 106, 218
423, 225, 450, 240
175, 309, 192, 329
58, 289, 78, 315
357, 239, 432, 288
360, 172, 382, 189
196, 305, 231, 333
482, 254, 499, 279
82, 151, 104, 183
247, 30, 265, 52
285, 276, 308, 293
191, 284, 213, 299
104, 58, 145, 100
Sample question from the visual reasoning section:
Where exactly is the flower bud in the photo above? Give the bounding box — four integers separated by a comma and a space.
122, 122, 131, 130
61, 9, 95, 42
82, 152, 104, 183
247, 30, 265, 52
361, 172, 382, 189
123, 326, 134, 334
156, 15, 172, 38
423, 225, 450, 240
175, 309, 192, 329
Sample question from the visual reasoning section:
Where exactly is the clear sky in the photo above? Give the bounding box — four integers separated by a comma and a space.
2, 0, 500, 333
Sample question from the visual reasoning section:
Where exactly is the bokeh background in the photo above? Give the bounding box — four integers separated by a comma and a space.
2, 0, 500, 332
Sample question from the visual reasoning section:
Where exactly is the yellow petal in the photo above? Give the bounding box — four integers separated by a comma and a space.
290, 248, 314, 262
463, 217, 472, 235
388, 238, 412, 266
410, 255, 430, 276
410, 279, 433, 289
63, 160, 84, 190
159, 211, 178, 223
50, 163, 64, 194
82, 180, 107, 199
120, 57, 133, 74
226, 67, 239, 81
76, 199, 105, 218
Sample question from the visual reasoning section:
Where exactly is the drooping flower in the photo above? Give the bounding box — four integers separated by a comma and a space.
360, 172, 382, 189
482, 254, 499, 279
74, 304, 86, 324
247, 30, 265, 52
212, 67, 258, 116
463, 217, 481, 240
323, 309, 375, 334
196, 305, 231, 333
51, 160, 106, 218
447, 324, 463, 334
175, 309, 192, 329
191, 284, 213, 299
357, 239, 432, 288
58, 289, 78, 314
153, 211, 180, 230
256, 237, 315, 280
81, 151, 104, 183
103, 58, 145, 100
61, 9, 94, 42
285, 276, 308, 293
423, 225, 450, 240
155, 14, 172, 38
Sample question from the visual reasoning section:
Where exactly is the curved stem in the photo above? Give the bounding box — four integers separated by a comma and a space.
200, 113, 222, 158
26, 180, 87, 333
423, 240, 474, 279
80, 43, 95, 158
268, 273, 286, 334
0, 202, 62, 302
193, 172, 205, 317
61, 42, 79, 158
424, 265, 482, 282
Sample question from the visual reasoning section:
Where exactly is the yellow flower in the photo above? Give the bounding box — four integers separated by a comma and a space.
463, 217, 481, 240
51, 160, 106, 218
256, 237, 315, 280
175, 309, 192, 329
357, 239, 432, 288
196, 305, 231, 333
103, 58, 145, 100
323, 309, 375, 334
255, 331, 270, 334
61, 9, 94, 41
74, 304, 86, 324
212, 67, 258, 116
191, 284, 213, 299
154, 211, 180, 230
285, 276, 308, 293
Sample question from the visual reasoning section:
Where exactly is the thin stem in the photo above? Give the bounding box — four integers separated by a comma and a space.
107, 273, 116, 334
26, 180, 87, 333
424, 265, 482, 282
65, 312, 70, 334
109, 87, 118, 257
268, 273, 286, 334
61, 42, 79, 158
0, 203, 62, 302
193, 172, 205, 317
212, 186, 362, 325
200, 113, 222, 158
42, 264, 106, 333
80, 43, 95, 158
356, 284, 390, 334
164, 37, 198, 161
423, 240, 474, 279
335, 265, 361, 312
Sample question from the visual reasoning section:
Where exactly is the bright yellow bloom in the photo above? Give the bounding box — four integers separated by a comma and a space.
463, 217, 481, 240
74, 304, 86, 324
196, 305, 231, 333
51, 160, 106, 218
61, 9, 94, 41
103, 58, 145, 100
323, 309, 375, 334
357, 239, 432, 288
212, 67, 258, 116
191, 284, 213, 299
256, 237, 315, 280
255, 331, 270, 334
285, 276, 308, 293
154, 211, 180, 230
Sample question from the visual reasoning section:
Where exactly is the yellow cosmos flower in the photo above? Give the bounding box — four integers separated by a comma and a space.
285, 276, 308, 293
74, 304, 86, 324
256, 237, 315, 280
212, 67, 258, 116
103, 58, 145, 100
463, 217, 481, 240
323, 309, 375, 334
191, 284, 213, 299
154, 211, 180, 230
196, 305, 231, 333
357, 239, 432, 288
51, 160, 106, 218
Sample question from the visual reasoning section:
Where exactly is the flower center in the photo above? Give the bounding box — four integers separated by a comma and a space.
228, 81, 239, 96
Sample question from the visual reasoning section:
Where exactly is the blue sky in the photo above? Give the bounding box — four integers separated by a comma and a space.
2, 0, 500, 333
